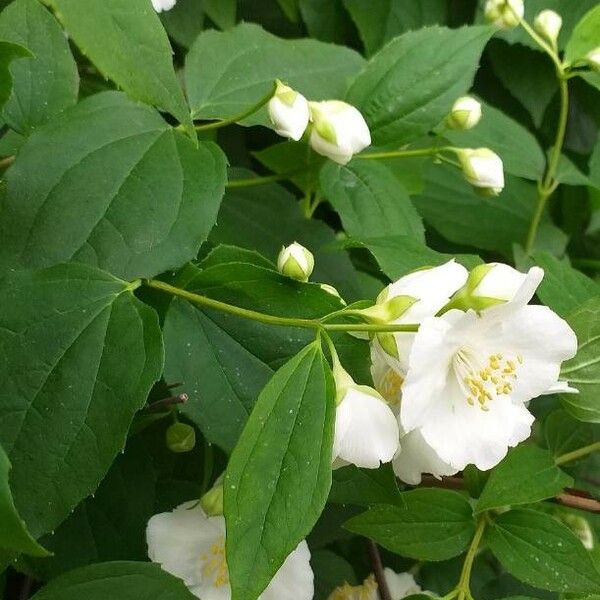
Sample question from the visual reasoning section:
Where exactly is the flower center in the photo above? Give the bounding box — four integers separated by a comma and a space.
329, 575, 378, 600
200, 535, 229, 588
378, 368, 404, 408
452, 348, 523, 410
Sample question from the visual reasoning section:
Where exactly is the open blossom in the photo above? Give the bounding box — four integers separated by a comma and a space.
328, 569, 425, 600
400, 299, 577, 471
332, 360, 399, 469
308, 100, 371, 164
147, 502, 313, 600
268, 81, 310, 141
151, 0, 177, 12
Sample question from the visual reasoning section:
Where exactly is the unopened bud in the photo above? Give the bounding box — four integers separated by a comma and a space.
457, 148, 504, 196
152, 0, 176, 12
268, 80, 310, 142
166, 422, 196, 453
200, 484, 224, 516
484, 0, 524, 29
358, 296, 416, 324
308, 100, 371, 165
559, 513, 594, 550
585, 48, 600, 71
446, 96, 482, 130
277, 242, 314, 282
534, 10, 562, 45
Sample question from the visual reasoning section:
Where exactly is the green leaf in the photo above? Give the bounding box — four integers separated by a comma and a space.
0, 263, 163, 539
545, 409, 597, 458
0, 91, 227, 280
532, 253, 600, 318
565, 5, 600, 65
224, 342, 335, 600
204, 0, 236, 29
349, 236, 481, 281
43, 0, 194, 136
487, 509, 600, 592
0, 39, 30, 111
559, 297, 600, 423
346, 25, 494, 146
163, 262, 345, 452
201, 245, 274, 270
298, 0, 352, 44
444, 102, 546, 181
185, 22, 365, 125
0, 0, 78, 134
343, 0, 447, 56
160, 0, 205, 48
0, 443, 48, 557
312, 549, 356, 600
476, 445, 573, 513
329, 464, 402, 506
344, 489, 476, 561
30, 561, 198, 600
210, 170, 367, 302
23, 438, 157, 579
413, 164, 567, 258
319, 160, 425, 240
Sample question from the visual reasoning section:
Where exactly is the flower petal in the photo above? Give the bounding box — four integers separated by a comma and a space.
261, 541, 313, 600
383, 569, 422, 599
333, 388, 399, 468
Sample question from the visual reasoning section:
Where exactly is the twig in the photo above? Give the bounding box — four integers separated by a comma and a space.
367, 539, 392, 600
20, 575, 33, 600
0, 154, 15, 170
419, 475, 600, 513
146, 393, 188, 413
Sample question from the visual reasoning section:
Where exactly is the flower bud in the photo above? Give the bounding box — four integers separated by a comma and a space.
484, 0, 524, 29
151, 0, 177, 12
308, 100, 371, 165
277, 242, 314, 282
200, 483, 224, 517
358, 296, 417, 325
320, 283, 346, 305
585, 48, 600, 71
268, 80, 310, 142
457, 148, 504, 196
534, 10, 562, 45
446, 96, 482, 130
166, 422, 196, 453
558, 513, 594, 550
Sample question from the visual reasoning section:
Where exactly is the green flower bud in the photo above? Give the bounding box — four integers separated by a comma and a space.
484, 0, 524, 29
446, 96, 482, 130
533, 10, 562, 46
277, 242, 314, 282
200, 484, 224, 517
166, 422, 196, 453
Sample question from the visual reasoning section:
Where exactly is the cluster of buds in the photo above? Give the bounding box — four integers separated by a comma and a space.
268, 80, 371, 164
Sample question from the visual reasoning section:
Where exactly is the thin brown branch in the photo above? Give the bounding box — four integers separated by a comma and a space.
146, 393, 188, 413
419, 475, 600, 513
0, 154, 15, 170
367, 539, 392, 600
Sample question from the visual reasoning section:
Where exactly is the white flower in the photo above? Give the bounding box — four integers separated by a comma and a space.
446, 96, 482, 130
277, 242, 314, 282
484, 0, 524, 29
328, 570, 424, 600
400, 302, 577, 471
585, 48, 600, 71
268, 81, 310, 141
308, 100, 371, 164
457, 148, 505, 196
152, 0, 177, 12
534, 10, 562, 45
540, 380, 579, 395
332, 361, 399, 469
147, 502, 313, 600
371, 260, 469, 376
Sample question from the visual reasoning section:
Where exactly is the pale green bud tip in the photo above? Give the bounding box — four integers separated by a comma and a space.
586, 48, 600, 71
559, 513, 594, 550
446, 96, 482, 130
277, 242, 314, 282
166, 422, 196, 453
533, 10, 562, 45
332, 360, 356, 405
484, 0, 523, 29
273, 79, 298, 106
457, 147, 504, 195
200, 484, 224, 517
359, 295, 417, 324
320, 283, 346, 305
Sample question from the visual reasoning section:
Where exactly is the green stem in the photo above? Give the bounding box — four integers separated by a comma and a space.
571, 258, 600, 270
226, 172, 297, 189
201, 438, 214, 495
357, 146, 456, 160
193, 84, 276, 132
555, 441, 600, 466
143, 279, 419, 334
456, 517, 487, 600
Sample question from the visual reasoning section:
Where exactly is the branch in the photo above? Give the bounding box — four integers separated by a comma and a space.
146, 393, 188, 413
367, 539, 392, 600
419, 476, 600, 513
